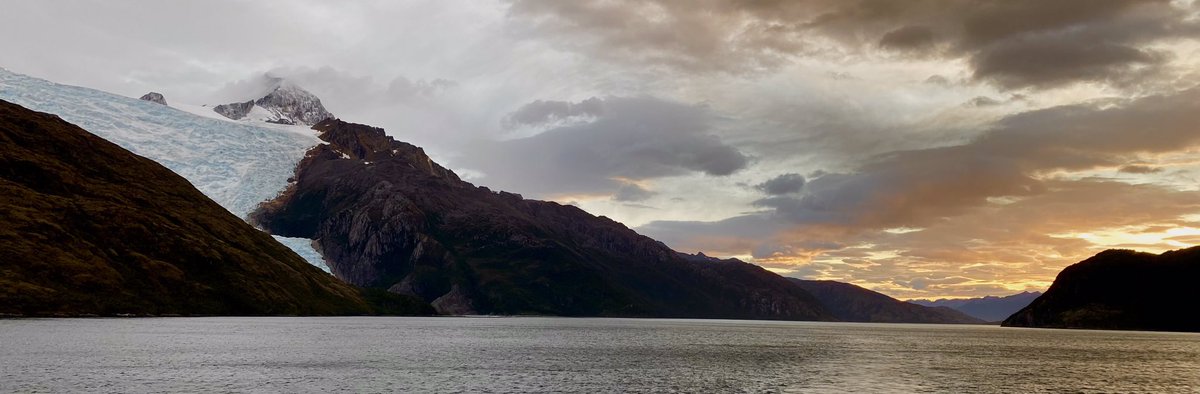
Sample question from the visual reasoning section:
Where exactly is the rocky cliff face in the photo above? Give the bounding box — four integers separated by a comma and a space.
789, 279, 984, 324
252, 119, 834, 320
0, 99, 374, 316
138, 92, 167, 105
214, 100, 255, 120
213, 79, 333, 126
1003, 247, 1200, 332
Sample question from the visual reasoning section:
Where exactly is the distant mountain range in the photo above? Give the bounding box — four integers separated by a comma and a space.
910, 291, 1042, 322
789, 279, 983, 324
1004, 247, 1200, 332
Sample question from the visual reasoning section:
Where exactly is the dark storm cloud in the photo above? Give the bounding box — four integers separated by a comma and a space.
508, 0, 1198, 88
878, 25, 935, 51
966, 96, 1001, 107
968, 38, 1164, 89
756, 173, 807, 195
503, 97, 606, 128
462, 96, 749, 197
639, 215, 784, 257
612, 183, 656, 202
1119, 165, 1163, 174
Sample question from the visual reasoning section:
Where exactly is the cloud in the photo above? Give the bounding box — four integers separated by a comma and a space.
648, 178, 1200, 298
752, 86, 1200, 230
503, 97, 605, 128
612, 182, 655, 202
756, 173, 807, 195
969, 39, 1164, 89
966, 96, 1001, 107
878, 25, 935, 51
508, 0, 1199, 89
461, 96, 749, 198
640, 86, 1200, 297
1119, 164, 1163, 174
639, 215, 784, 257
794, 179, 1200, 298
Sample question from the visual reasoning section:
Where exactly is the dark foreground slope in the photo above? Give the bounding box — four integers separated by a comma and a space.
0, 99, 378, 316
1003, 247, 1200, 332
253, 119, 834, 320
789, 279, 983, 324
910, 291, 1041, 322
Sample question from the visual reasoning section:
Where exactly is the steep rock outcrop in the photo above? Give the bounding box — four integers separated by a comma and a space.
214, 100, 254, 120
252, 119, 834, 320
1003, 247, 1200, 332
138, 92, 167, 105
789, 279, 984, 324
0, 99, 378, 316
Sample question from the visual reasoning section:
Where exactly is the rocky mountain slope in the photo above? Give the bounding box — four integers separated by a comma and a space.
252, 118, 835, 320
789, 279, 984, 324
0, 99, 380, 316
910, 291, 1041, 322
1003, 247, 1200, 332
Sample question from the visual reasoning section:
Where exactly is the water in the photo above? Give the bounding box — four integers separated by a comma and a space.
1, 318, 1197, 393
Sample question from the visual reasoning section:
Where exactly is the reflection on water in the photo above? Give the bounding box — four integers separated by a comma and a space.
2, 317, 1198, 393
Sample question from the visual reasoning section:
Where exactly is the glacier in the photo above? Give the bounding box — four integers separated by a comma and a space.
272, 236, 332, 273
0, 68, 330, 271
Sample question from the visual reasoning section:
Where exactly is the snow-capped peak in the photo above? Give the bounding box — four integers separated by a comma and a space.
213, 77, 333, 126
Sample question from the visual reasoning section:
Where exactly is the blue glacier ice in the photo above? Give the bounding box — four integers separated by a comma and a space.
0, 68, 331, 271
272, 236, 332, 273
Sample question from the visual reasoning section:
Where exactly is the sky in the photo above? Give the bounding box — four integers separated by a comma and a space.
3, 0, 1199, 299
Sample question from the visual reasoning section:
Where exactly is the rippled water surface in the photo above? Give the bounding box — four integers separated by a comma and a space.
2, 317, 1198, 393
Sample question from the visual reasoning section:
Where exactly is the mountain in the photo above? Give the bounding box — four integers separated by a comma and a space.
0, 69, 831, 320
251, 118, 835, 320
1003, 247, 1200, 332
910, 291, 1041, 322
213, 77, 333, 126
788, 279, 984, 324
0, 99, 379, 316
0, 68, 331, 272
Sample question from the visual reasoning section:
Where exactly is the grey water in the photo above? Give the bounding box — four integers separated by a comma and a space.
2, 318, 1198, 393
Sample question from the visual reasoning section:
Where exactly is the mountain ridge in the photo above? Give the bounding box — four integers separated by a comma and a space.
788, 279, 984, 324
251, 118, 836, 320
910, 291, 1042, 322
1003, 247, 1200, 332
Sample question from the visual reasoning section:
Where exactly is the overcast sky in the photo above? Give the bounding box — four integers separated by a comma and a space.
4, 0, 1200, 299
